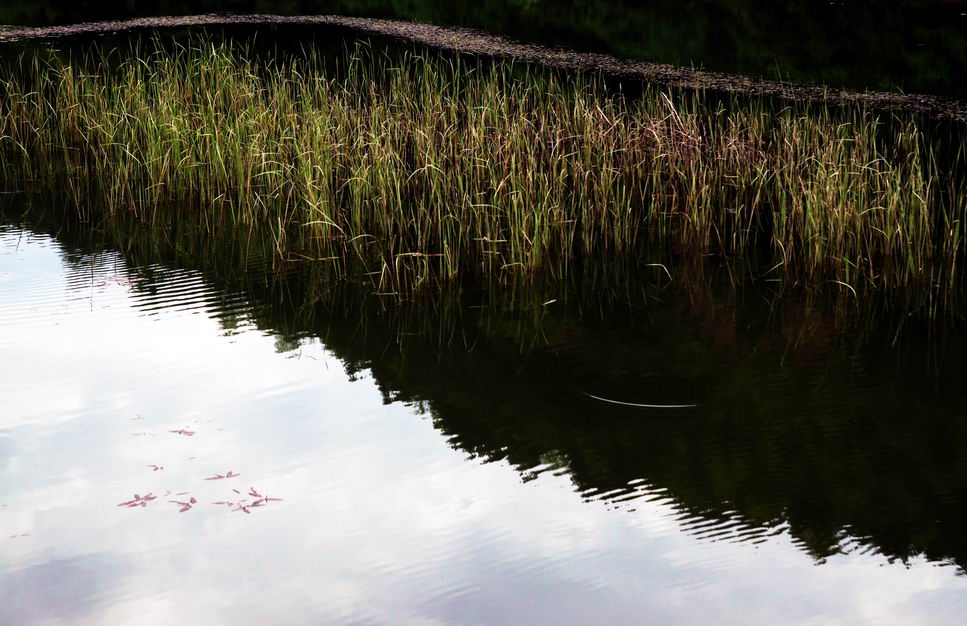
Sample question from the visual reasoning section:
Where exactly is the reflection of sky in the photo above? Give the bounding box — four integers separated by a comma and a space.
1, 226, 966, 625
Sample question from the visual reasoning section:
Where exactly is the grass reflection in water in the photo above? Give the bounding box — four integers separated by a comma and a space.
9, 203, 967, 576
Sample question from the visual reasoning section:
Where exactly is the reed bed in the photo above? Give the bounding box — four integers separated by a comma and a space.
1, 37, 964, 308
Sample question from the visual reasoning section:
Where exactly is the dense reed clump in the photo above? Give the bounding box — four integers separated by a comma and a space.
1, 37, 964, 307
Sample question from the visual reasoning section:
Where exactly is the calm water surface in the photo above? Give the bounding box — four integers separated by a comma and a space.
3, 217, 967, 624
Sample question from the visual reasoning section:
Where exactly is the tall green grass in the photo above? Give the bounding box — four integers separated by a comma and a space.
1, 37, 964, 309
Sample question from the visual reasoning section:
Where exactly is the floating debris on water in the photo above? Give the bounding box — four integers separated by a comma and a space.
169, 497, 197, 513
205, 471, 239, 480
117, 493, 158, 508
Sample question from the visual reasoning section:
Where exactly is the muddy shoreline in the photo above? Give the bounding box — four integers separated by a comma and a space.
2, 13, 966, 122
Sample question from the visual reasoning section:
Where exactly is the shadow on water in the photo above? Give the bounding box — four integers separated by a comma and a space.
1, 1, 967, 98
8, 200, 967, 574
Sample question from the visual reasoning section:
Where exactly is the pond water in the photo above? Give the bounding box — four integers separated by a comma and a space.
2, 0, 967, 98
4, 210, 967, 624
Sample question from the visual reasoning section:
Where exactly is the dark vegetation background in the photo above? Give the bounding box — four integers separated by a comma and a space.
2, 1, 967, 96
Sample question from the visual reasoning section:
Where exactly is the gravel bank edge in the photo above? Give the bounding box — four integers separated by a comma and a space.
1, 13, 965, 122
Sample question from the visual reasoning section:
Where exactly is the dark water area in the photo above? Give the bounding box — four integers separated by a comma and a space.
2, 1, 967, 98
4, 203, 967, 623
